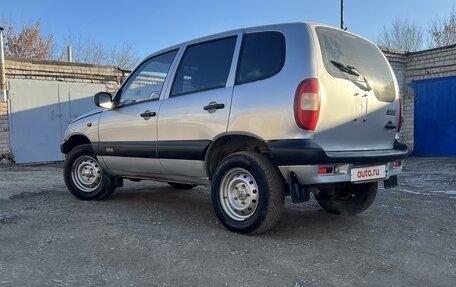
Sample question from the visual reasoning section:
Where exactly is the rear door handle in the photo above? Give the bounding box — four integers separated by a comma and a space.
203, 102, 225, 111
385, 121, 396, 130
140, 110, 156, 118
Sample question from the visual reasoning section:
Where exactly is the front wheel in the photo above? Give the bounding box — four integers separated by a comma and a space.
211, 152, 285, 234
315, 182, 378, 215
64, 144, 116, 200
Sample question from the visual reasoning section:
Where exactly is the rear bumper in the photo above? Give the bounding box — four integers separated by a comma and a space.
267, 139, 409, 185
266, 139, 409, 166
278, 162, 403, 185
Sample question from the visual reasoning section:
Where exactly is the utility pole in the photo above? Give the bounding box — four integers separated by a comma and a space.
340, 0, 344, 30
0, 26, 6, 102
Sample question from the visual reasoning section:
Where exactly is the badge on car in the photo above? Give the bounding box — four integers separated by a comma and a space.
351, 165, 386, 182
387, 109, 397, 116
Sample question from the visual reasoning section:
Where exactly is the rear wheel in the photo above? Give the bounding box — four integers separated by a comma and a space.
315, 182, 378, 215
211, 151, 285, 234
64, 144, 116, 200
167, 182, 197, 190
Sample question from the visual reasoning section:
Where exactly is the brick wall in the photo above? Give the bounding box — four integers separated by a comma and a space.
0, 102, 9, 155
5, 57, 127, 93
381, 47, 409, 145
406, 44, 456, 81
0, 57, 127, 162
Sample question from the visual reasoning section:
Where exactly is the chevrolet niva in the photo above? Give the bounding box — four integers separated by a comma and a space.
61, 23, 408, 234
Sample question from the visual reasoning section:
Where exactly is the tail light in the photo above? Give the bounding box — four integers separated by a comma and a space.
318, 166, 334, 175
397, 97, 403, 133
294, 78, 320, 131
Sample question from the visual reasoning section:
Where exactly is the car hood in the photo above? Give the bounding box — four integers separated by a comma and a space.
70, 107, 104, 124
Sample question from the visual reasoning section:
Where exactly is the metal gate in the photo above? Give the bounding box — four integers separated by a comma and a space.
8, 79, 103, 163
411, 76, 456, 157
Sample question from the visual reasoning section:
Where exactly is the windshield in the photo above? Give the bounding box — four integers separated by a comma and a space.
316, 26, 396, 102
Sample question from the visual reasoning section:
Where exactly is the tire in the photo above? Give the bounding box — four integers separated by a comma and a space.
315, 182, 378, 215
64, 144, 116, 200
211, 151, 285, 234
167, 182, 197, 190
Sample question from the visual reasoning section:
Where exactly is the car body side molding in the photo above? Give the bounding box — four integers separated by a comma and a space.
91, 140, 211, 160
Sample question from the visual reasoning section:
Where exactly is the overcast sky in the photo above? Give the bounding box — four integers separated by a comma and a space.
1, 0, 455, 59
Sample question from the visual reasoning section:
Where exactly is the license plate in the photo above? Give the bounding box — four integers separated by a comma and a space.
351, 165, 386, 182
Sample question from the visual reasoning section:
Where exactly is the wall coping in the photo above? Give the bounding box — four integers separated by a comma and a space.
379, 46, 408, 55
5, 56, 131, 73
379, 43, 456, 57
407, 43, 456, 55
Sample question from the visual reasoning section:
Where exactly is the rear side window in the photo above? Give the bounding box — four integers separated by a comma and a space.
171, 37, 237, 96
236, 32, 285, 84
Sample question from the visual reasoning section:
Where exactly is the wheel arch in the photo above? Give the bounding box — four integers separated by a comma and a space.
204, 133, 271, 178
61, 134, 92, 154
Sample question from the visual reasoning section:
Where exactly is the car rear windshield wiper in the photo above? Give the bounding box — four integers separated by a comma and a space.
330, 60, 372, 91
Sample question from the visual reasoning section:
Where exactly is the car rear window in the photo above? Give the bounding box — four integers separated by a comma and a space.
316, 27, 396, 102
236, 32, 285, 85
171, 37, 237, 97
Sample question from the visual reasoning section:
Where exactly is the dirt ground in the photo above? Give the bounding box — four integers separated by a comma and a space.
0, 157, 455, 287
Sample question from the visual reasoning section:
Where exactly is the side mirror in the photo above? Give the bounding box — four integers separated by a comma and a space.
94, 92, 113, 109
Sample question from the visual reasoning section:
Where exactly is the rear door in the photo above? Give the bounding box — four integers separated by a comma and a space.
157, 33, 241, 177
98, 50, 178, 177
313, 26, 400, 151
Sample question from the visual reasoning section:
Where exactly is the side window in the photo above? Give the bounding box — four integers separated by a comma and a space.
119, 50, 177, 105
171, 37, 237, 97
236, 32, 285, 84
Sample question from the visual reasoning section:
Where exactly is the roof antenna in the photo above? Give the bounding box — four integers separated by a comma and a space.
340, 0, 347, 30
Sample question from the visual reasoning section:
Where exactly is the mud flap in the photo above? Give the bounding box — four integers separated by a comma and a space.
383, 175, 398, 189
102, 170, 124, 189
287, 172, 310, 203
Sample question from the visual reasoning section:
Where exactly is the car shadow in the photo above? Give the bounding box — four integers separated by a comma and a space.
101, 183, 368, 238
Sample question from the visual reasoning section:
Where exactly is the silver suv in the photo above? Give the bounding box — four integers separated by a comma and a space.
61, 23, 408, 234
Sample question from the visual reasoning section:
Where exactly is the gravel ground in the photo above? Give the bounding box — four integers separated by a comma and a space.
0, 157, 455, 286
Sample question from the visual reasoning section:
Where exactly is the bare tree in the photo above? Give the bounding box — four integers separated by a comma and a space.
108, 42, 139, 70
57, 33, 107, 64
2, 20, 54, 60
428, 8, 456, 48
3, 18, 139, 69
378, 18, 424, 51
58, 33, 139, 70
